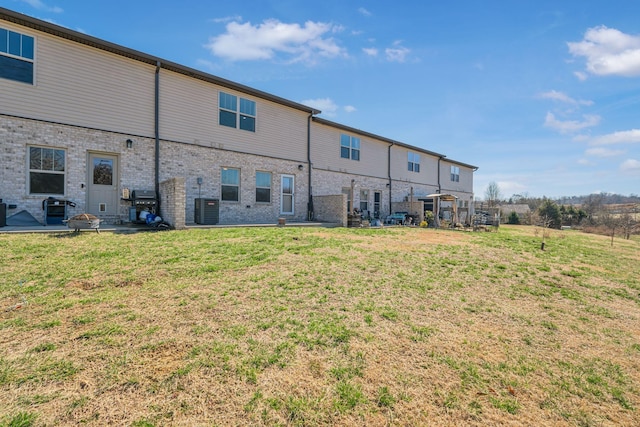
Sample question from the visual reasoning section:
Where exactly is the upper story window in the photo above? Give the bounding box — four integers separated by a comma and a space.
408, 152, 421, 173
255, 171, 271, 203
219, 91, 256, 132
340, 134, 360, 161
450, 166, 460, 182
221, 167, 240, 202
29, 146, 65, 195
0, 27, 35, 84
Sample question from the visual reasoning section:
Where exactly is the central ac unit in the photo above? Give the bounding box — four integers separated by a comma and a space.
195, 198, 219, 225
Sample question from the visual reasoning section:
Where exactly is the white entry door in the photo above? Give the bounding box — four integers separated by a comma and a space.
280, 175, 294, 215
87, 153, 119, 216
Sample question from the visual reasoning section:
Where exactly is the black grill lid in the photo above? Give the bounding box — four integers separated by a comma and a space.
131, 190, 156, 199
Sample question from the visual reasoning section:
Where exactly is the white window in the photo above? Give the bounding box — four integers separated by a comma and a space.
0, 27, 35, 84
219, 91, 256, 132
360, 189, 369, 212
29, 146, 65, 195
256, 171, 271, 203
450, 166, 460, 182
408, 152, 420, 173
221, 167, 240, 202
340, 134, 360, 161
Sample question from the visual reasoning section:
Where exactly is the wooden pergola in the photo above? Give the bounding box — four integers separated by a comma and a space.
426, 193, 459, 228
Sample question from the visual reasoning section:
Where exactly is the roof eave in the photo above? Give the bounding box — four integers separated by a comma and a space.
0, 7, 320, 115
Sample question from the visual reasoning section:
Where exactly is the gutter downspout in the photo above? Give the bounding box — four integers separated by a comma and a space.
471, 166, 479, 215
388, 143, 393, 216
307, 113, 314, 221
437, 156, 443, 194
154, 61, 161, 211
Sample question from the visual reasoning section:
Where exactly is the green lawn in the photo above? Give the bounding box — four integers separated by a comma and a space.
1, 225, 639, 426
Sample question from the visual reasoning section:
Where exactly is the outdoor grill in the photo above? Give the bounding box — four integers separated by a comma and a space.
131, 190, 157, 221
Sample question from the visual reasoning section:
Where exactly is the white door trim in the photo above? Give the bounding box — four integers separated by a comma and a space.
280, 174, 294, 215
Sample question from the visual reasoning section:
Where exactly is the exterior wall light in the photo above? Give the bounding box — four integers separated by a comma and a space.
126, 139, 133, 149
298, 164, 304, 170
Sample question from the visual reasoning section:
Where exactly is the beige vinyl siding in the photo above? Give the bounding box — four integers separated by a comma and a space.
310, 121, 388, 178
158, 70, 217, 145
390, 146, 439, 184
0, 22, 155, 136
159, 69, 309, 162
440, 162, 473, 194
420, 155, 439, 184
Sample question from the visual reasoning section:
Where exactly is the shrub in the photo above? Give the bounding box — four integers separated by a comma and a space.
507, 211, 520, 225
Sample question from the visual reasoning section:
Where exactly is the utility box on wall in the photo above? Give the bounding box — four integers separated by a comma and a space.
194, 198, 219, 225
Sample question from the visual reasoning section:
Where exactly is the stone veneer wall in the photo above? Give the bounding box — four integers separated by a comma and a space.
313, 194, 347, 226
389, 182, 439, 203
2, 116, 310, 226
312, 169, 391, 219
160, 140, 310, 225
1, 115, 155, 225
1, 115, 472, 227
159, 177, 186, 229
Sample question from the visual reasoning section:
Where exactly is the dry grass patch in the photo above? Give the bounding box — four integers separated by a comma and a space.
1, 225, 639, 426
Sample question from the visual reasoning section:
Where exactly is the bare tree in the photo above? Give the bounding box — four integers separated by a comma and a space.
582, 193, 604, 223
619, 212, 639, 240
485, 181, 502, 208
532, 212, 553, 250
600, 212, 621, 247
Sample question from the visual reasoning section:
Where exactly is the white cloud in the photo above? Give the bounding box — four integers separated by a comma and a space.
20, 0, 63, 13
362, 47, 378, 57
574, 71, 588, 81
211, 15, 243, 24
385, 42, 410, 62
544, 112, 600, 134
205, 19, 346, 63
300, 98, 338, 116
358, 7, 372, 17
299, 98, 355, 116
497, 181, 527, 196
589, 129, 640, 145
568, 26, 640, 77
584, 147, 625, 157
538, 90, 593, 106
620, 159, 640, 173
577, 158, 594, 166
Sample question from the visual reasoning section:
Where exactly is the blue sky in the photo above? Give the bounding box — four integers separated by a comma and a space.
6, 0, 640, 199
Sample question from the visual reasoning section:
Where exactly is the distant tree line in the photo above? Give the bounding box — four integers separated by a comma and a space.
506, 192, 640, 211
481, 183, 640, 241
